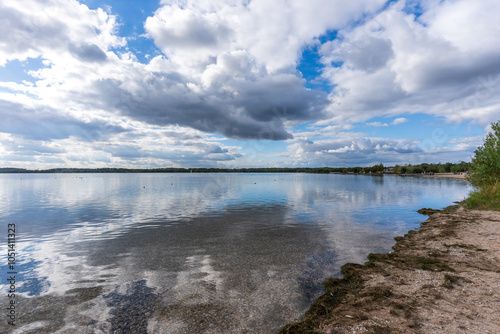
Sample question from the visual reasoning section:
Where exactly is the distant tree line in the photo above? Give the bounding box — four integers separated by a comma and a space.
392, 161, 470, 174
0, 162, 471, 174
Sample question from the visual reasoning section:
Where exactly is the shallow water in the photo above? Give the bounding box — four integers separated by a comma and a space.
0, 173, 470, 333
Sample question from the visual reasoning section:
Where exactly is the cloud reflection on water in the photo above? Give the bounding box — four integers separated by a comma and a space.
0, 173, 470, 333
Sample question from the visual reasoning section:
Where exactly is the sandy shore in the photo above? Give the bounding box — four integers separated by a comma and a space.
401, 173, 467, 180
279, 205, 500, 333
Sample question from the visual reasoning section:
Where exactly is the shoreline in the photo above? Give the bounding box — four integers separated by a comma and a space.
399, 173, 467, 180
279, 205, 500, 333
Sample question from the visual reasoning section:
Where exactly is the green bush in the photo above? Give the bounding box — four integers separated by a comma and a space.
467, 121, 500, 188
465, 182, 500, 210
466, 121, 500, 210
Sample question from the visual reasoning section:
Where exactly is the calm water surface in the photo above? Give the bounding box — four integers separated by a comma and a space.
0, 173, 470, 333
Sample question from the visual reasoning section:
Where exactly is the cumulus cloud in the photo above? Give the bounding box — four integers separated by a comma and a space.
1, 0, 358, 143
0, 0, 124, 65
283, 132, 478, 167
145, 0, 386, 72
69, 43, 108, 63
392, 117, 408, 126
109, 0, 387, 140
319, 0, 500, 126
81, 57, 327, 140
0, 0, 498, 168
285, 135, 423, 166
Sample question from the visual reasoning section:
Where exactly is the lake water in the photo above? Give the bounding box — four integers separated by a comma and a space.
0, 173, 470, 333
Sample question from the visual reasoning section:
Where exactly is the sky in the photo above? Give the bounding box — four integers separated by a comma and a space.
0, 0, 499, 169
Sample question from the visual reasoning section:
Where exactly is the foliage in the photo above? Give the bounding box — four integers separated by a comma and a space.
464, 121, 500, 211
413, 166, 423, 174
467, 121, 500, 188
465, 182, 500, 211
370, 163, 384, 173
0, 162, 471, 175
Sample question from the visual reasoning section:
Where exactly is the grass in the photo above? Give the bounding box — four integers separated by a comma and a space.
464, 182, 500, 211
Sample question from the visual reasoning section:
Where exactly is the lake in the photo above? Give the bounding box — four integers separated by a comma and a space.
0, 173, 470, 333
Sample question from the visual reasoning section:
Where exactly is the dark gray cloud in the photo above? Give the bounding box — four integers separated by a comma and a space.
69, 43, 107, 63
344, 38, 394, 73
86, 70, 327, 141
416, 52, 500, 90
209, 146, 228, 154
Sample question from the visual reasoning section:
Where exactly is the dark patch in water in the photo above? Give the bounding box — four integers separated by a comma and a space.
298, 250, 339, 302
104, 280, 160, 333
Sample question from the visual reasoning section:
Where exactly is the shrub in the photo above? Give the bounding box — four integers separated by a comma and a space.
465, 182, 500, 210
467, 121, 500, 188
466, 121, 500, 210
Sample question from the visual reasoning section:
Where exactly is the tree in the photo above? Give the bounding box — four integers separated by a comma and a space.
353, 167, 363, 174
370, 163, 384, 173
468, 121, 500, 188
427, 165, 439, 173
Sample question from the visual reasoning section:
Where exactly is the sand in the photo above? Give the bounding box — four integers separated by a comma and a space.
417, 173, 467, 180
400, 173, 467, 180
279, 205, 500, 333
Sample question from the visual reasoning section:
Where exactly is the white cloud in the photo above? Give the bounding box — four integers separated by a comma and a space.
283, 132, 477, 167
0, 0, 124, 65
0, 0, 498, 168
392, 117, 408, 125
366, 117, 408, 127
285, 134, 422, 166
146, 0, 386, 73
366, 122, 389, 127
319, 0, 500, 126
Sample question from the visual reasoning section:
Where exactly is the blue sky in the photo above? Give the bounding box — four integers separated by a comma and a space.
0, 0, 499, 168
